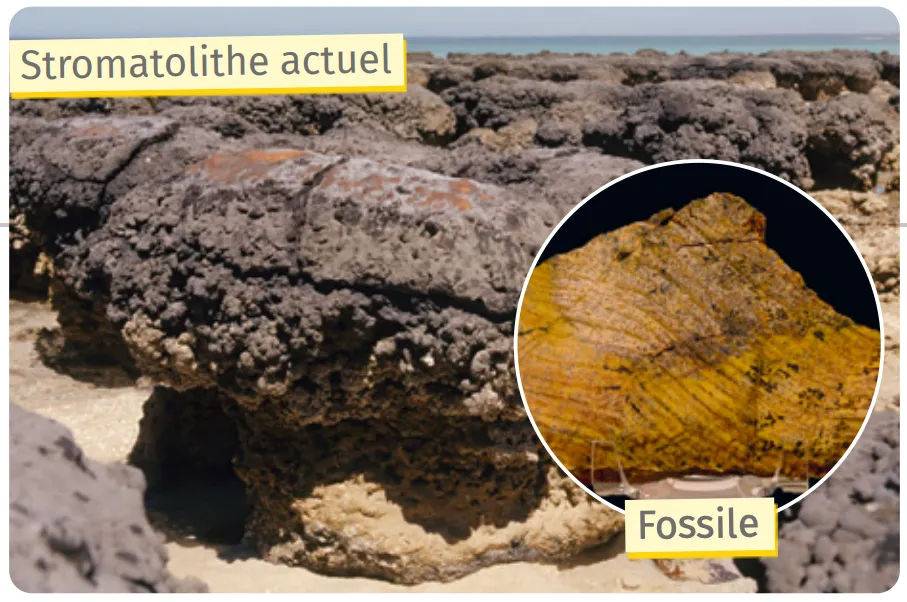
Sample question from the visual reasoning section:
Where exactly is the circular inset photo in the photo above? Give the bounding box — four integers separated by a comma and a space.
514, 161, 883, 513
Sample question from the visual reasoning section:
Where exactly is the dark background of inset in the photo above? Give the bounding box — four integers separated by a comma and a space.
537, 162, 880, 330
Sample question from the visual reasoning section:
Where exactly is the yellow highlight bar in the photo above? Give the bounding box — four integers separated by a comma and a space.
625, 497, 779, 559
10, 34, 407, 99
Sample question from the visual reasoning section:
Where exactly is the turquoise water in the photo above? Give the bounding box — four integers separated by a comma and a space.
407, 35, 899, 57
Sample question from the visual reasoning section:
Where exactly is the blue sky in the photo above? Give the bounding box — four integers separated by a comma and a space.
10, 7, 899, 40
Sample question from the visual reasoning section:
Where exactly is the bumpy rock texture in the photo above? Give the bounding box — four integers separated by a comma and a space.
8, 48, 898, 588
8, 403, 206, 593
581, 81, 813, 187
762, 410, 899, 593
806, 93, 900, 189
518, 194, 880, 484
10, 121, 630, 583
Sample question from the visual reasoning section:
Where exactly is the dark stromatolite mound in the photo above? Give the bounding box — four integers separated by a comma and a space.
806, 93, 900, 190
8, 117, 267, 355
441, 76, 627, 138
877, 52, 900, 87
755, 50, 881, 99
151, 85, 457, 144
762, 410, 899, 593
430, 49, 891, 100
292, 124, 446, 166
582, 80, 812, 186
9, 116, 179, 253
56, 146, 550, 410
8, 404, 207, 593
25, 139, 623, 582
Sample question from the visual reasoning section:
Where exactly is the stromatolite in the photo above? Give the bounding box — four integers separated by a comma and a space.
762, 409, 899, 593
14, 128, 631, 583
518, 193, 881, 485
8, 404, 206, 593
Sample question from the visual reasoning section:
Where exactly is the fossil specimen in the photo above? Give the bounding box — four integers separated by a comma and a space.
517, 193, 881, 486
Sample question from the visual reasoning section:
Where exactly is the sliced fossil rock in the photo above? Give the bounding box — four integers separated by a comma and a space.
518, 193, 881, 485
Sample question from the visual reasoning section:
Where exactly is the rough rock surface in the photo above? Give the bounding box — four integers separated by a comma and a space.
582, 81, 813, 187
806, 93, 900, 190
13, 129, 635, 583
518, 194, 881, 484
762, 410, 899, 593
417, 147, 645, 215
425, 49, 894, 100
150, 86, 457, 144
8, 403, 207, 593
441, 76, 627, 141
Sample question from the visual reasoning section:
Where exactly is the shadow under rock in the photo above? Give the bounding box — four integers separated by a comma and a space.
34, 326, 140, 388
129, 387, 254, 562
145, 478, 251, 550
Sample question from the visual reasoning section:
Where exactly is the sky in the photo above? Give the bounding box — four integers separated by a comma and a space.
9, 7, 900, 40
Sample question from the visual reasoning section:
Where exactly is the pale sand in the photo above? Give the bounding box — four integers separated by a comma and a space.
20, 298, 897, 593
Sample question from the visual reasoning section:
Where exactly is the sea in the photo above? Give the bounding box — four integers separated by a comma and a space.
406, 34, 899, 57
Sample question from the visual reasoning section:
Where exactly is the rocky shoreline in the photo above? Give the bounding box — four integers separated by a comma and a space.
8, 48, 900, 592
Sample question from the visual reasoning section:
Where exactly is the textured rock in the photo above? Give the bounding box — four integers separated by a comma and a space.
9, 116, 179, 252
451, 118, 539, 153
442, 76, 626, 135
9, 403, 206, 593
762, 50, 880, 100
292, 124, 444, 166
728, 70, 778, 90
9, 116, 264, 359
877, 52, 900, 87
418, 147, 644, 216
10, 97, 156, 119
437, 50, 884, 100
806, 93, 900, 190
23, 139, 632, 582
518, 194, 880, 484
9, 212, 51, 296
581, 81, 812, 187
153, 86, 457, 144
425, 63, 475, 94
762, 410, 899, 593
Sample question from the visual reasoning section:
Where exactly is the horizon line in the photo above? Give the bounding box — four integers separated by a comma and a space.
9, 32, 900, 42
407, 32, 899, 40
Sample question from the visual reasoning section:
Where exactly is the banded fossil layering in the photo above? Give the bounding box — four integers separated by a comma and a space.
517, 193, 881, 487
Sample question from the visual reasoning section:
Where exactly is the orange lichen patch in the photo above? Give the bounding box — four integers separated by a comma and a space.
190, 149, 312, 184
321, 167, 478, 212
415, 181, 475, 211
408, 179, 476, 211
338, 173, 389, 195
74, 124, 118, 137
517, 194, 880, 485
